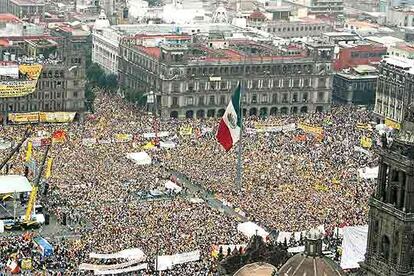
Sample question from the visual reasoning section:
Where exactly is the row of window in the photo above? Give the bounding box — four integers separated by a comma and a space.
0, 101, 63, 112
171, 105, 327, 119
267, 25, 327, 33
350, 51, 386, 58
185, 63, 315, 77
173, 91, 326, 106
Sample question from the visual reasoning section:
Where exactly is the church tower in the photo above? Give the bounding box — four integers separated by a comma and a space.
361, 106, 414, 275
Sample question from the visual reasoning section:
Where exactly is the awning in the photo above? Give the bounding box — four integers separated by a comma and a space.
0, 175, 32, 194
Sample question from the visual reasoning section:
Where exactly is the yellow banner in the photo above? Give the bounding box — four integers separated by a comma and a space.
360, 136, 372, 149
356, 123, 371, 130
8, 112, 76, 124
179, 126, 193, 136
20, 64, 42, 80
8, 112, 39, 124
25, 141, 32, 162
114, 134, 133, 143
39, 112, 76, 123
298, 123, 323, 135
385, 118, 401, 130
45, 157, 53, 179
0, 64, 42, 98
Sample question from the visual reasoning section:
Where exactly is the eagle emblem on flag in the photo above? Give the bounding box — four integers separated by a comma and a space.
227, 113, 237, 129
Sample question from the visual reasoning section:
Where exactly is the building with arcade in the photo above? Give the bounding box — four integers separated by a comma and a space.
118, 34, 335, 119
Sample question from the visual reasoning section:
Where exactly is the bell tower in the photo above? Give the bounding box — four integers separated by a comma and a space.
361, 106, 414, 275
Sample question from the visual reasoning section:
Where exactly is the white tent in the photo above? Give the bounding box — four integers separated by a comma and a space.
90, 248, 146, 261
340, 225, 368, 269
358, 167, 378, 179
126, 152, 152, 165
160, 141, 176, 149
0, 140, 11, 150
164, 180, 182, 193
237, 222, 268, 239
0, 175, 32, 194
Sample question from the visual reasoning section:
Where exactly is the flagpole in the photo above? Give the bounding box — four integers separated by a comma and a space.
235, 81, 244, 192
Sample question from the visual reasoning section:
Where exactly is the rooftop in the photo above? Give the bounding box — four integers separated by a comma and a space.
9, 0, 45, 6
391, 43, 414, 53
127, 34, 322, 64
0, 13, 21, 23
365, 36, 404, 47
383, 56, 414, 70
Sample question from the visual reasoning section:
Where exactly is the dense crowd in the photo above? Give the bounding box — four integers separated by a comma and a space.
0, 91, 379, 274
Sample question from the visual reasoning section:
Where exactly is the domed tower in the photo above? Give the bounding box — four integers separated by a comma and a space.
93, 10, 110, 31
278, 229, 345, 276
361, 105, 414, 275
212, 4, 229, 23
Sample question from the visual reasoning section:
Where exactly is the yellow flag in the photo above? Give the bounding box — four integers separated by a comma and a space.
25, 141, 32, 162
360, 136, 372, 149
45, 157, 53, 179
142, 141, 155, 149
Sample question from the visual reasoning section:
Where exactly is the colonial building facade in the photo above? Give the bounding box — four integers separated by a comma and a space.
118, 34, 334, 119
374, 57, 414, 123
361, 106, 414, 275
0, 26, 88, 119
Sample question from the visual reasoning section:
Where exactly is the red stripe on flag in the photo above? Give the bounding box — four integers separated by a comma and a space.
216, 118, 233, 151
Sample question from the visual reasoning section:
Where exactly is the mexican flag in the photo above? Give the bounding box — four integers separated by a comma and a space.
216, 84, 242, 151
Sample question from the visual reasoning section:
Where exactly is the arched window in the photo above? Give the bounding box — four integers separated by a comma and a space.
381, 235, 391, 261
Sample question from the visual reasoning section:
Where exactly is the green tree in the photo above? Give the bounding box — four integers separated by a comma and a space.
86, 63, 105, 85
105, 74, 118, 93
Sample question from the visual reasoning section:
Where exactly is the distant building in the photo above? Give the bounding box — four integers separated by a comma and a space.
374, 57, 414, 122
389, 43, 414, 59
361, 104, 414, 276
386, 5, 414, 28
333, 43, 387, 71
5, 0, 45, 19
333, 65, 378, 105
265, 17, 333, 39
0, 24, 89, 118
283, 0, 344, 16
322, 32, 359, 45
118, 34, 335, 119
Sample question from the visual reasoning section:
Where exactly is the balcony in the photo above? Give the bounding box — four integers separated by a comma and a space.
370, 197, 414, 221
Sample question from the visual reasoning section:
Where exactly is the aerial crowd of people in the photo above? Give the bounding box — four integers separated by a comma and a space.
0, 91, 379, 275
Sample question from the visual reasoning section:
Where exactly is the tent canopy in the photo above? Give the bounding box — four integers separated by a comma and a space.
237, 221, 268, 239
126, 152, 152, 165
340, 225, 368, 269
0, 175, 32, 194
164, 180, 182, 193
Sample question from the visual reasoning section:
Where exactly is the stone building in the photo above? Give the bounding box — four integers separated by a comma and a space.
2, 0, 45, 19
284, 0, 344, 16
333, 65, 378, 105
361, 105, 414, 275
374, 57, 414, 123
118, 34, 334, 119
0, 30, 88, 119
265, 18, 332, 39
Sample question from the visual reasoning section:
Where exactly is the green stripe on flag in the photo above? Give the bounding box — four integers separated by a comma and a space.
231, 84, 242, 127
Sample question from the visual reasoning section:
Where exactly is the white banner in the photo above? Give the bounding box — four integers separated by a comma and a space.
0, 65, 19, 79
143, 131, 170, 139
79, 260, 139, 271
89, 248, 146, 261
82, 138, 97, 146
156, 250, 200, 271
94, 263, 148, 275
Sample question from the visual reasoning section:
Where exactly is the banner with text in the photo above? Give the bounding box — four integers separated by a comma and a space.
156, 250, 200, 271
0, 64, 42, 98
298, 123, 324, 135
